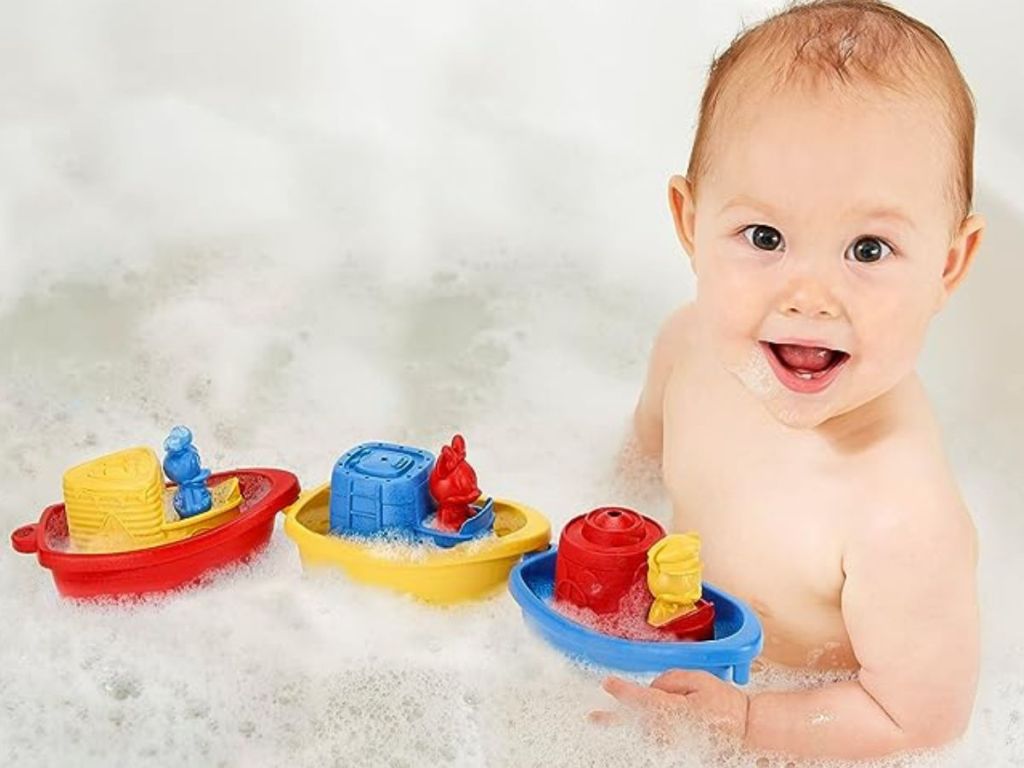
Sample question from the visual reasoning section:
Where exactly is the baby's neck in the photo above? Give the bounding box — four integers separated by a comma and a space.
811, 372, 921, 455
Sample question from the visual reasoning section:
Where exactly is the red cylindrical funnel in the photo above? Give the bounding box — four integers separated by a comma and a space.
554, 507, 664, 614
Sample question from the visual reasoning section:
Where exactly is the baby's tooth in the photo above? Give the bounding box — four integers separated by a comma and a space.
797, 372, 813, 380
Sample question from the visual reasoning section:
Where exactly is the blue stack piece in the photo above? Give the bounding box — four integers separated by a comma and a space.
508, 548, 763, 683
329, 442, 434, 535
328, 441, 497, 547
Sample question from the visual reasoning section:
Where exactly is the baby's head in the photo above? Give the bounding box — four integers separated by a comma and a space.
670, 0, 985, 432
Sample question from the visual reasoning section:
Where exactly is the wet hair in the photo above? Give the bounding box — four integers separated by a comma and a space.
686, 0, 975, 228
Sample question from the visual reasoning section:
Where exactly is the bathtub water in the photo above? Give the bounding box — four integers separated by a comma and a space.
2, 1, 1022, 765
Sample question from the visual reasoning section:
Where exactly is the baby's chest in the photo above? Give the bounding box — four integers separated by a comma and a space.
660, 369, 850, 601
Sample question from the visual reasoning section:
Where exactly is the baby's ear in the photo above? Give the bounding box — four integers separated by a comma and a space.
667, 175, 698, 271
937, 212, 986, 310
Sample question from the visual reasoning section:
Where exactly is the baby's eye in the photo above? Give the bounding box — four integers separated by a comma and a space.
742, 224, 784, 252
846, 236, 893, 264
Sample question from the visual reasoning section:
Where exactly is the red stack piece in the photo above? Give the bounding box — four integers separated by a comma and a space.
554, 507, 665, 614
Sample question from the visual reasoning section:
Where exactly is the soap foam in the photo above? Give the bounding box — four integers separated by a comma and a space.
552, 579, 679, 643
355, 527, 500, 562
728, 343, 782, 399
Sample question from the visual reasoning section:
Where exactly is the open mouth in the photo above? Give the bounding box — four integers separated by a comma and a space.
759, 341, 850, 394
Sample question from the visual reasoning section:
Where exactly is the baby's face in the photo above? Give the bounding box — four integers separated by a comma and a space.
680, 85, 968, 431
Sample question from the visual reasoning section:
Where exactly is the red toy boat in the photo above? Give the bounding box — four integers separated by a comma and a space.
10, 468, 299, 599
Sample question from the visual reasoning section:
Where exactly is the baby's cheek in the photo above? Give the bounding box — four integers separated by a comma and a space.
697, 264, 770, 364
867, 296, 933, 361
703, 276, 758, 329
854, 316, 925, 392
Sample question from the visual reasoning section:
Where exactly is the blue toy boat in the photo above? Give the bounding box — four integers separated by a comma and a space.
508, 548, 763, 682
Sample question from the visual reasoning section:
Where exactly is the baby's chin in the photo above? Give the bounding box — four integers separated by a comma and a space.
762, 401, 834, 430
722, 344, 841, 430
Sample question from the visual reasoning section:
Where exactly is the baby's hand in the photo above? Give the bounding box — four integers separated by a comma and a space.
591, 671, 749, 743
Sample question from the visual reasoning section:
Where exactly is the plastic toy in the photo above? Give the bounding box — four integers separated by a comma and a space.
508, 508, 763, 681
430, 435, 481, 531
10, 427, 300, 598
554, 507, 665, 613
163, 425, 213, 518
326, 438, 496, 548
285, 434, 550, 603
553, 509, 714, 640
646, 534, 716, 641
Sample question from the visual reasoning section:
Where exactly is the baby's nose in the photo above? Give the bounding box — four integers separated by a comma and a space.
778, 274, 842, 319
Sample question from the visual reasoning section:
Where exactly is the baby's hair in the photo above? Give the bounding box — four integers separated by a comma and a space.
687, 0, 975, 230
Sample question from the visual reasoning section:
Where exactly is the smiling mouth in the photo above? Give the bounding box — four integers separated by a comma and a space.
760, 341, 851, 393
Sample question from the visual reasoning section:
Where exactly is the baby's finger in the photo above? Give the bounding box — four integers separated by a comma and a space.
587, 709, 625, 727
602, 676, 678, 709
602, 676, 651, 705
651, 668, 711, 695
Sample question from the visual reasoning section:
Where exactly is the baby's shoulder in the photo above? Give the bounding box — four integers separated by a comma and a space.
851, 430, 975, 558
652, 301, 700, 361
647, 302, 704, 396
634, 302, 705, 456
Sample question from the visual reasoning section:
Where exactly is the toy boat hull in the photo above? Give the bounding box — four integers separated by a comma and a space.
284, 483, 551, 604
11, 469, 300, 599
509, 548, 763, 682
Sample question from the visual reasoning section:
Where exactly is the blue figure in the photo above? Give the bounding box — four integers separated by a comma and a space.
162, 425, 212, 518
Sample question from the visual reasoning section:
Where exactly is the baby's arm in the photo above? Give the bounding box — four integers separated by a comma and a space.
746, 494, 979, 758
634, 303, 696, 458
598, 487, 979, 759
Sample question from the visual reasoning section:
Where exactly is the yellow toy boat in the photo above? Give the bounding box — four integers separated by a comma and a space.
284, 482, 551, 604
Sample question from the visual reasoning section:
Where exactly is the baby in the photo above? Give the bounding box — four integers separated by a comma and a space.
594, 0, 986, 759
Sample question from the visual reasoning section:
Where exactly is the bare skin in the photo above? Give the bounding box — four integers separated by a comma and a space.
594, 83, 986, 759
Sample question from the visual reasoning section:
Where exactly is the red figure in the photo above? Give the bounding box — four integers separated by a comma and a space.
429, 435, 481, 531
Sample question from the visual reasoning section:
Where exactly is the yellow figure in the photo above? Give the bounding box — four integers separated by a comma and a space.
647, 532, 704, 627
63, 447, 242, 553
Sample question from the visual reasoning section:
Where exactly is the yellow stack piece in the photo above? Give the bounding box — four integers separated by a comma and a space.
63, 447, 244, 553
63, 447, 167, 552
647, 532, 704, 627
